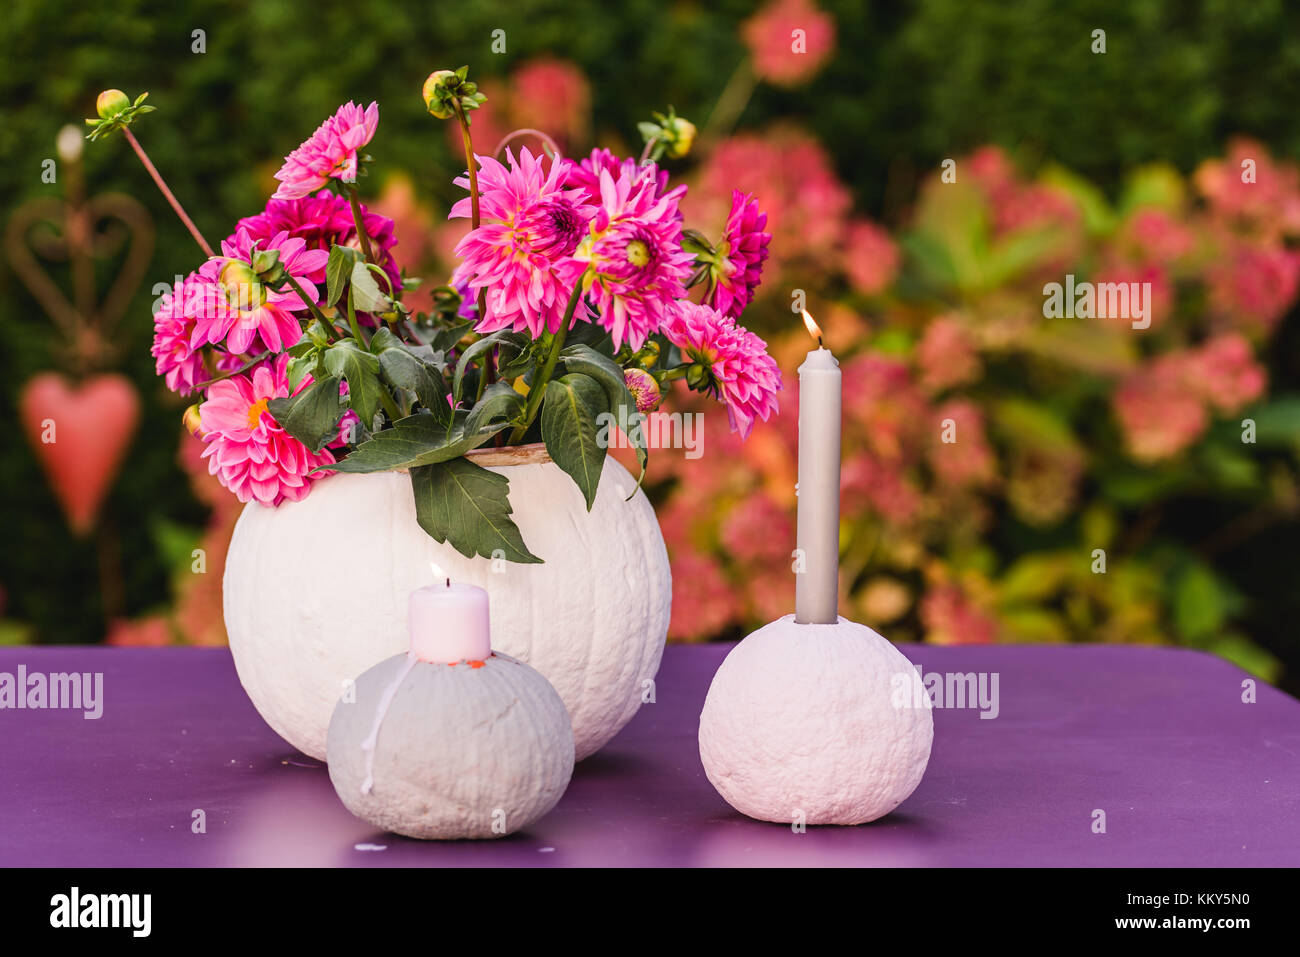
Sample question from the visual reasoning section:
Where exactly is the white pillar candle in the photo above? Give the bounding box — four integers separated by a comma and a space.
408, 568, 491, 663
795, 310, 841, 624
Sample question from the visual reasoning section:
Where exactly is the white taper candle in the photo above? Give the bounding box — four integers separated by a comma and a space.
794, 311, 841, 624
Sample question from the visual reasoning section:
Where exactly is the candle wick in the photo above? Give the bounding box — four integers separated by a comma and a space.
817, 335, 823, 349
445, 577, 451, 588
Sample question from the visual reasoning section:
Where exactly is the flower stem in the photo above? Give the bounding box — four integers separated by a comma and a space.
283, 274, 336, 340
453, 105, 481, 231
346, 186, 377, 264
509, 283, 582, 444
345, 289, 370, 346
453, 103, 491, 353
122, 127, 214, 258
192, 350, 272, 390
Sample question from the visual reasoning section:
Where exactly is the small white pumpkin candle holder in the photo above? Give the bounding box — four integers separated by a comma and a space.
698, 311, 933, 826
698, 614, 934, 826
326, 573, 574, 840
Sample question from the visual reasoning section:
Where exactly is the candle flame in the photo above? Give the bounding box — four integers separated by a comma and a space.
801, 309, 823, 347
430, 562, 450, 587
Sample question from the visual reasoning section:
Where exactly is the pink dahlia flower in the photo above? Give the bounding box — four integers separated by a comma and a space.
575, 166, 694, 350
451, 147, 595, 337
198, 356, 335, 506
232, 190, 401, 292
708, 190, 770, 319
562, 148, 683, 217
151, 275, 208, 395
273, 101, 379, 200
189, 228, 328, 355
661, 301, 782, 439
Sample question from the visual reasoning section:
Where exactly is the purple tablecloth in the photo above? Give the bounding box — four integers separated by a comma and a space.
1, 643, 1296, 867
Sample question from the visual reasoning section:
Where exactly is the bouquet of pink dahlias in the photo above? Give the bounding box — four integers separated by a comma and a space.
91, 68, 781, 561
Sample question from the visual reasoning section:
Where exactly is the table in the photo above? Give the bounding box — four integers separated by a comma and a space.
1, 643, 1296, 867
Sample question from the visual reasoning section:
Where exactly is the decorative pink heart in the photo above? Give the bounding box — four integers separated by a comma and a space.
19, 372, 140, 535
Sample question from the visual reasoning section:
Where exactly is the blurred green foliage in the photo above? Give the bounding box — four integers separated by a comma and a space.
2, 0, 1300, 680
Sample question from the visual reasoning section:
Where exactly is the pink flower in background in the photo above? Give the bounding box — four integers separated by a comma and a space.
105, 615, 173, 647
273, 101, 379, 200
661, 301, 782, 438
842, 218, 898, 295
743, 0, 835, 86
1093, 262, 1174, 329
690, 130, 850, 277
994, 182, 1080, 237
1208, 241, 1300, 333
1120, 208, 1195, 265
198, 356, 336, 506
1189, 334, 1267, 414
576, 165, 694, 349
917, 316, 981, 393
1113, 353, 1208, 462
707, 191, 770, 319
189, 229, 328, 354
451, 147, 594, 337
447, 59, 591, 159
842, 455, 921, 526
1195, 138, 1300, 239
151, 275, 207, 395
921, 584, 998, 645
667, 550, 738, 642
965, 146, 1082, 242
511, 58, 591, 149
233, 190, 401, 292
928, 400, 997, 488
720, 493, 793, 564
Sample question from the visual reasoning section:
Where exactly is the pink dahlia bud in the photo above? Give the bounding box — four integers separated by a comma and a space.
422, 67, 487, 120
624, 368, 663, 413
96, 89, 130, 120
182, 403, 203, 436
218, 260, 263, 310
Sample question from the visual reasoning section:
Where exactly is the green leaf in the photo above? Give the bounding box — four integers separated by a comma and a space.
410, 459, 541, 564
466, 381, 526, 434
325, 245, 361, 307
1248, 395, 1300, 447
327, 409, 505, 473
1173, 563, 1234, 645
369, 327, 449, 422
266, 375, 344, 453
428, 321, 472, 353
322, 339, 385, 428
350, 258, 389, 313
560, 343, 648, 483
453, 331, 521, 402
1207, 633, 1281, 682
541, 373, 608, 510
285, 353, 317, 391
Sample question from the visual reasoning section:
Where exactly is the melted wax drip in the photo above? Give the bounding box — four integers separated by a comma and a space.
359, 651, 419, 796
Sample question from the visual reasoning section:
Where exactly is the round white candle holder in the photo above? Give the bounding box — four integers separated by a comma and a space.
326, 584, 574, 840
698, 614, 933, 826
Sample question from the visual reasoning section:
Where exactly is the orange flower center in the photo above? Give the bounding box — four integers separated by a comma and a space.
246, 397, 270, 429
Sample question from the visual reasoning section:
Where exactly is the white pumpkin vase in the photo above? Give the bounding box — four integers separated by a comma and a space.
224, 444, 671, 761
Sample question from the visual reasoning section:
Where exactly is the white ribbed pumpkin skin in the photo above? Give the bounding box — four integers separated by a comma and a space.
327, 652, 574, 839
223, 456, 670, 761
